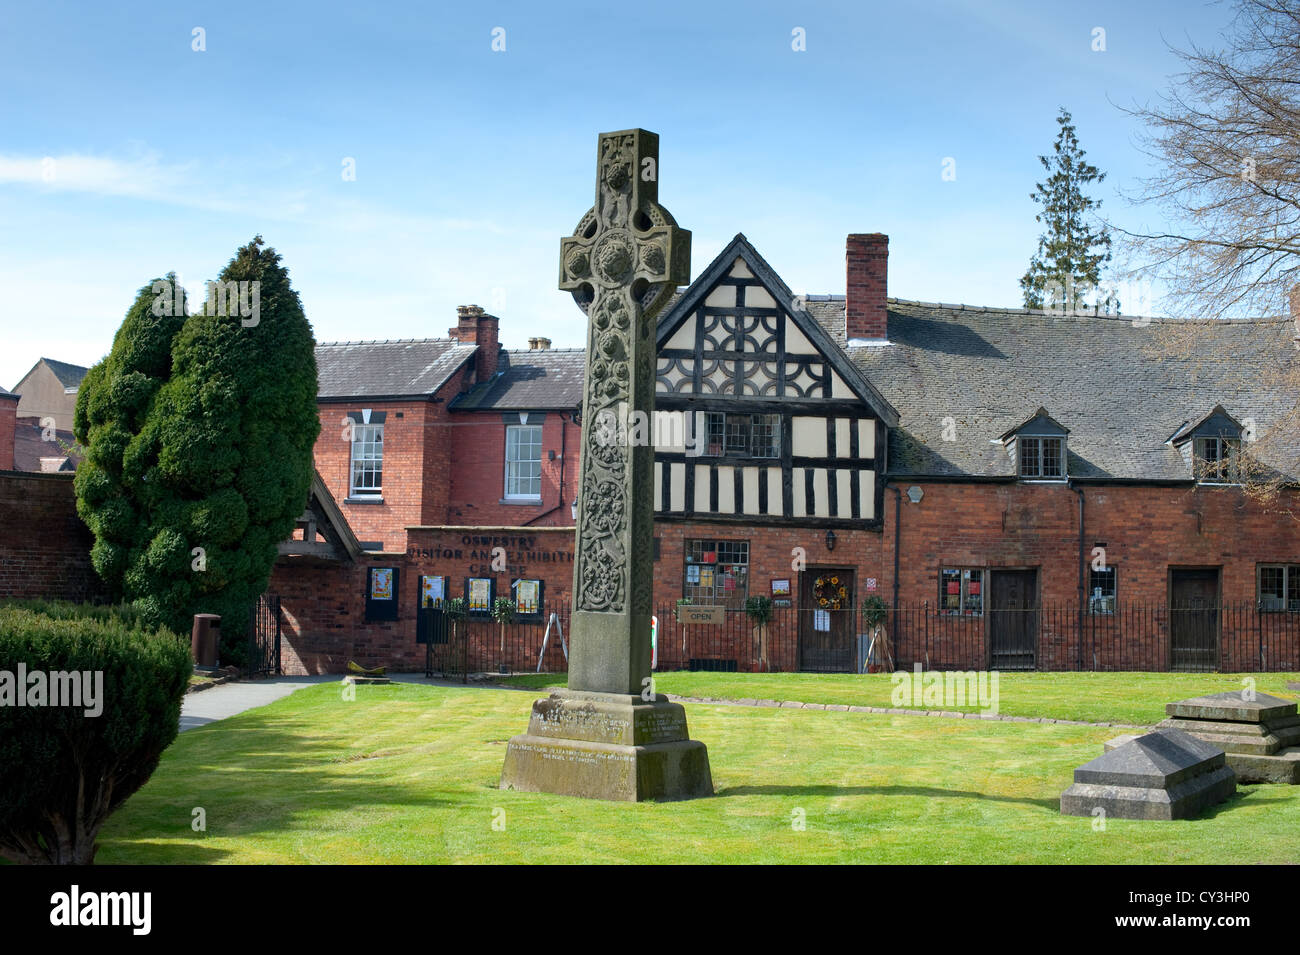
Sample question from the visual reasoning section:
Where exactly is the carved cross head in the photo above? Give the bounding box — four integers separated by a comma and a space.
559, 129, 690, 322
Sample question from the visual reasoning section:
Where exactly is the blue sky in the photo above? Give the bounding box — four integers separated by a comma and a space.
0, 0, 1233, 388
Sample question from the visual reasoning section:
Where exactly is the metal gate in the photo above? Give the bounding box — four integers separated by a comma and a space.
247, 594, 282, 676
421, 607, 468, 682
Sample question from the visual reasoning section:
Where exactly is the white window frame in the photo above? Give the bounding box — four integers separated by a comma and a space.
349, 423, 383, 497
504, 424, 543, 500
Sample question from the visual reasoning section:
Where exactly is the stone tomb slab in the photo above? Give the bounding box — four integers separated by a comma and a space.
1061, 728, 1235, 820
1155, 691, 1300, 784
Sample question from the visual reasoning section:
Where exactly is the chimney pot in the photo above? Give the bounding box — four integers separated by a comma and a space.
845, 233, 889, 342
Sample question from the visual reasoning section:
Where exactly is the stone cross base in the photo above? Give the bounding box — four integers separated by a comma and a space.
499, 691, 713, 802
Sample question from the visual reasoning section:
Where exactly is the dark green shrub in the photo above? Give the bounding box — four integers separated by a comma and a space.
0, 607, 191, 864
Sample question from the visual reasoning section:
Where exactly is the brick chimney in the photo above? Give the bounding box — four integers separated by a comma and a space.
845, 233, 889, 342
1290, 285, 1300, 348
449, 305, 501, 382
0, 391, 16, 471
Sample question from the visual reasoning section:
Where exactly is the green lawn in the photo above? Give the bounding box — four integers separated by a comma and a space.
98, 681, 1300, 864
500, 671, 1300, 725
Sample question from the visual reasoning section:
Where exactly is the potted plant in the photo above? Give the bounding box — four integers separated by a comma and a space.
492, 596, 517, 674
745, 595, 773, 672
860, 595, 891, 673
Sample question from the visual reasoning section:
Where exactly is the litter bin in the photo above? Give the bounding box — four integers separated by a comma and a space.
191, 613, 222, 669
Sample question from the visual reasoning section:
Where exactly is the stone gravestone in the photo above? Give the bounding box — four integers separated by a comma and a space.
1106, 691, 1300, 784
1061, 728, 1235, 820
499, 129, 713, 801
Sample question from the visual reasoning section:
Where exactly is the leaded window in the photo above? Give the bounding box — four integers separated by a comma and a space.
1258, 564, 1300, 612
683, 539, 749, 609
1194, 437, 1240, 483
1089, 566, 1117, 615
1019, 436, 1064, 479
701, 412, 780, 459
940, 567, 983, 615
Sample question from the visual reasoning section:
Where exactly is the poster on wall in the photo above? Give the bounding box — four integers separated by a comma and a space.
420, 575, 446, 609
771, 578, 791, 597
514, 579, 542, 617
467, 577, 493, 615
364, 567, 400, 622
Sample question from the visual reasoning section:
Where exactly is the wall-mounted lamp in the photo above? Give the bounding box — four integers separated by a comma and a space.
825, 529, 836, 551
571, 501, 578, 520
907, 486, 924, 504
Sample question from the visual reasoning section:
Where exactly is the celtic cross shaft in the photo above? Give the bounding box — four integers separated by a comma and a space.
559, 128, 691, 695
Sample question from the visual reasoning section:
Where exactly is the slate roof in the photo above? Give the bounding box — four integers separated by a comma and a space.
450, 348, 586, 411
842, 299, 1300, 481
315, 338, 477, 400
40, 358, 89, 390
13, 416, 81, 472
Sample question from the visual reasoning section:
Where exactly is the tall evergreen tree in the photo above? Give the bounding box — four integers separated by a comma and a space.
76, 239, 320, 659
1021, 108, 1115, 313
73, 276, 187, 597
135, 237, 321, 649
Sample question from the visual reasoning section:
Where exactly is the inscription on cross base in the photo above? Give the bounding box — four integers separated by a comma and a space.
559, 128, 690, 695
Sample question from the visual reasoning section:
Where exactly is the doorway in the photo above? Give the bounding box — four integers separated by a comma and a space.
1169, 569, 1219, 672
799, 568, 856, 672
989, 569, 1037, 670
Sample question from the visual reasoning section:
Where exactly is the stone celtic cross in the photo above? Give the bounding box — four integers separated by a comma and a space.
559, 128, 690, 695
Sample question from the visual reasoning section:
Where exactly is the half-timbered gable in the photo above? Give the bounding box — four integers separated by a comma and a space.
653, 234, 898, 527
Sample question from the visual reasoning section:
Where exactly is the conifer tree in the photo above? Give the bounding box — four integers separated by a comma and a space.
1021, 108, 1116, 313
76, 239, 320, 660
137, 238, 320, 650
73, 276, 187, 597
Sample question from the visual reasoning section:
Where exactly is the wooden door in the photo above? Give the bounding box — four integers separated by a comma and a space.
1170, 570, 1219, 672
989, 570, 1037, 670
799, 568, 855, 672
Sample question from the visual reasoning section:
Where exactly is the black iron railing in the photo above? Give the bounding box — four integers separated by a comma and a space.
416, 599, 1300, 674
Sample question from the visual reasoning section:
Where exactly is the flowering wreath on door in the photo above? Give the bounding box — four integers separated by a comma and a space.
813, 574, 849, 610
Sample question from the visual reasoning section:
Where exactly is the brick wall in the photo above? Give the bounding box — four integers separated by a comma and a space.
314, 399, 438, 550
272, 526, 579, 674
446, 411, 580, 527
0, 396, 16, 471
0, 471, 104, 602
884, 481, 1300, 669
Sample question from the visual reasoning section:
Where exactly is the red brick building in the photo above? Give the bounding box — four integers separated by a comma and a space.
266, 233, 1300, 675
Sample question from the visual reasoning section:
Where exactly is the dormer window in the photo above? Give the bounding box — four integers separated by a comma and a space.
1193, 436, 1239, 483
1001, 407, 1069, 482
1169, 406, 1244, 485
1020, 436, 1064, 479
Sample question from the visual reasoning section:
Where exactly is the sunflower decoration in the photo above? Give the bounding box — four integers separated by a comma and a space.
813, 574, 849, 610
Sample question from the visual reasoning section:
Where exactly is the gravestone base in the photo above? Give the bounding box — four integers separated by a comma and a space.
1153, 692, 1300, 784
500, 691, 713, 802
1062, 728, 1235, 820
